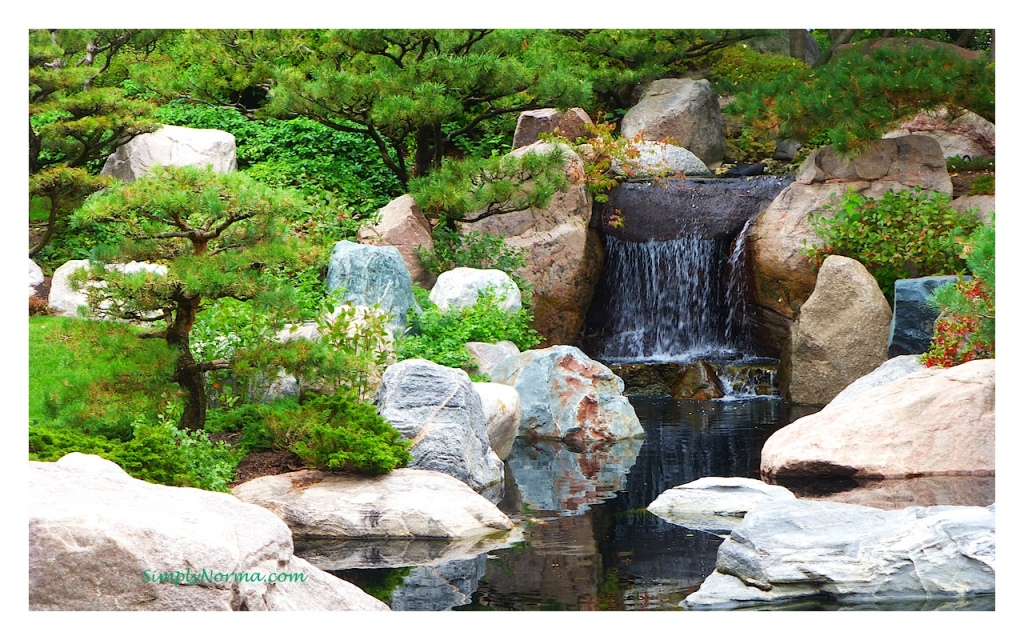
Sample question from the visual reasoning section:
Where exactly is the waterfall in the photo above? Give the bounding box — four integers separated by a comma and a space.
586, 234, 748, 363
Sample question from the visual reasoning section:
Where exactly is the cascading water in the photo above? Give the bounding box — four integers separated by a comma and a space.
589, 234, 746, 363
582, 176, 790, 366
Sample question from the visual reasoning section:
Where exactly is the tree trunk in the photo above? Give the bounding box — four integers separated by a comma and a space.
413, 123, 443, 178
166, 291, 206, 432
815, 29, 859, 67
789, 29, 807, 63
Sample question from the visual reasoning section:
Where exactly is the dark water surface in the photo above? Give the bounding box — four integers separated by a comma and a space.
325, 396, 822, 611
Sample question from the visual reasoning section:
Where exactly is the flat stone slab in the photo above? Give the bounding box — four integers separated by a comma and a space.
232, 468, 514, 540
648, 477, 796, 534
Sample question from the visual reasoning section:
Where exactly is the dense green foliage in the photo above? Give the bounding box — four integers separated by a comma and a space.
214, 392, 411, 476
398, 286, 541, 374
29, 29, 164, 266
922, 219, 995, 367
29, 317, 239, 491
154, 101, 403, 233
803, 187, 980, 301
729, 44, 994, 155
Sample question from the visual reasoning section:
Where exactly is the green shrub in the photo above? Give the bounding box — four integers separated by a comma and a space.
227, 392, 410, 476
947, 155, 995, 172
706, 45, 809, 95
30, 415, 242, 493
803, 187, 980, 301
922, 219, 994, 367
398, 285, 541, 374
968, 174, 995, 196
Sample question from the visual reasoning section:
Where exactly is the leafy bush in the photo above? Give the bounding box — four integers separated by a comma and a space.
922, 219, 994, 367
224, 392, 411, 476
803, 187, 980, 300
398, 286, 541, 373
968, 174, 995, 196
30, 415, 242, 493
706, 45, 809, 95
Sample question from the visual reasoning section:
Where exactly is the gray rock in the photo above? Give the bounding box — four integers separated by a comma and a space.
620, 78, 725, 166
473, 382, 520, 460
29, 259, 44, 297
30, 453, 388, 611
388, 556, 488, 611
883, 108, 995, 159
326, 240, 416, 329
491, 345, 644, 442
952, 195, 995, 225
773, 139, 803, 161
647, 477, 796, 534
232, 468, 513, 539
829, 355, 926, 407
888, 276, 962, 356
465, 340, 520, 377
374, 359, 504, 497
610, 141, 712, 178
429, 267, 522, 313
782, 255, 892, 405
101, 124, 237, 183
683, 499, 995, 609
508, 437, 642, 515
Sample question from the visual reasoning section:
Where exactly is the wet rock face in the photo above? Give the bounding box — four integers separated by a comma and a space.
671, 360, 725, 400
602, 177, 793, 243
683, 500, 995, 610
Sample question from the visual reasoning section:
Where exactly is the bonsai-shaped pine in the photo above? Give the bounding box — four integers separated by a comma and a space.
73, 165, 312, 432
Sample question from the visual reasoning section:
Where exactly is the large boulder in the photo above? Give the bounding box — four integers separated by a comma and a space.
48, 259, 168, 318
100, 124, 237, 182
883, 108, 995, 159
472, 382, 521, 461
827, 354, 926, 407
781, 255, 892, 405
683, 500, 995, 609
491, 345, 644, 442
749, 135, 951, 329
232, 468, 513, 539
326, 240, 416, 330
647, 477, 796, 534
620, 78, 726, 166
952, 194, 995, 225
357, 194, 436, 288
512, 107, 593, 149
610, 141, 712, 179
763, 358, 994, 479
888, 276, 961, 356
460, 142, 603, 346
30, 453, 388, 611
374, 359, 504, 497
429, 267, 522, 313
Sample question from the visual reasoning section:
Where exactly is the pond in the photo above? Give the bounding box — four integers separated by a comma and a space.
311, 395, 824, 611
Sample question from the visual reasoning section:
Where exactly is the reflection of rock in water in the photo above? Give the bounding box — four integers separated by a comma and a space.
784, 475, 996, 510
507, 438, 642, 516
295, 532, 521, 571
388, 555, 489, 611
469, 510, 603, 611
